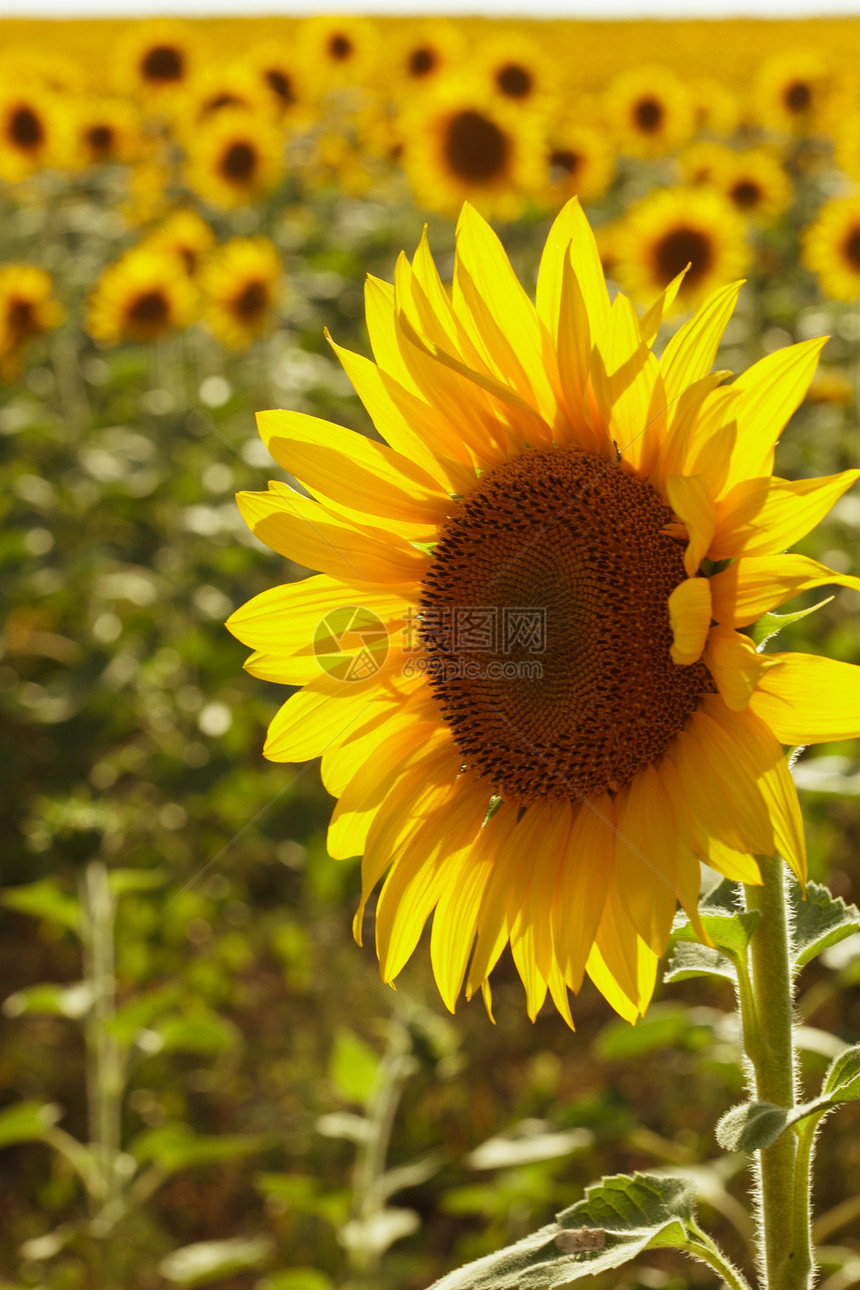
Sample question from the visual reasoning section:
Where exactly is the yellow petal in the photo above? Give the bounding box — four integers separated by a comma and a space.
510, 800, 572, 1020
236, 486, 428, 592
551, 794, 614, 992
227, 575, 410, 654
709, 554, 860, 627
703, 624, 781, 711
614, 764, 680, 956
256, 409, 451, 530
638, 269, 687, 346
264, 665, 414, 764
535, 196, 610, 343
591, 293, 660, 474
667, 474, 715, 577
686, 708, 775, 857
749, 653, 860, 745
702, 695, 807, 885
668, 576, 712, 665
670, 723, 769, 857
711, 470, 860, 561
658, 279, 744, 406
556, 250, 610, 455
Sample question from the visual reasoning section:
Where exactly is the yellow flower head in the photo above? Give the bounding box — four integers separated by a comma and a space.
714, 148, 792, 226
613, 186, 751, 311
603, 64, 695, 159
184, 107, 284, 211
86, 245, 197, 345
0, 81, 66, 181
540, 119, 615, 210
199, 236, 282, 350
114, 19, 194, 106
473, 31, 559, 117
753, 49, 833, 136
73, 98, 142, 169
0, 264, 63, 381
144, 209, 216, 277
389, 20, 467, 98
397, 74, 545, 220
240, 41, 312, 122
229, 200, 860, 1027
298, 14, 380, 92
802, 195, 860, 302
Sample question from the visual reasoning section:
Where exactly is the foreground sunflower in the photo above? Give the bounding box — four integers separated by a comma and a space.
229, 200, 860, 1026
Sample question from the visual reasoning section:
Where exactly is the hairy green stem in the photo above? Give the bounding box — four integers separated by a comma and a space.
684, 1217, 755, 1290
743, 857, 812, 1290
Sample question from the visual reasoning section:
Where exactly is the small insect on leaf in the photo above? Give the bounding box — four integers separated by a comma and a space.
555, 1226, 607, 1254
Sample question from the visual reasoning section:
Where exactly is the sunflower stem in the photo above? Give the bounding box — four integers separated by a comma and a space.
743, 857, 812, 1290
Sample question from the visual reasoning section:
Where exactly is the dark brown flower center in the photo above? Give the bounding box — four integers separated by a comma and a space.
86, 124, 114, 157
730, 179, 762, 211
785, 79, 812, 113
233, 279, 269, 320
328, 34, 353, 61
444, 110, 509, 184
634, 96, 663, 133
8, 297, 37, 342
419, 448, 711, 804
409, 46, 436, 77
221, 140, 257, 182
126, 289, 169, 334
842, 227, 860, 271
497, 63, 532, 99
266, 69, 294, 104
10, 106, 43, 150
141, 45, 184, 83
550, 148, 582, 180
654, 226, 714, 288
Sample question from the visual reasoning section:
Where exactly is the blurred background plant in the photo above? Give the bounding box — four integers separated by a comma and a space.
1, 12, 860, 1290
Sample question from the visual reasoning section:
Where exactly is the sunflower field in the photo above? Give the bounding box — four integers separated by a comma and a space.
3, 12, 860, 1290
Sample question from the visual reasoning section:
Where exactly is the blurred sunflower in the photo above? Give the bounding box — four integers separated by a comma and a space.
242, 41, 311, 122
688, 77, 740, 137
715, 148, 791, 226
390, 20, 466, 96
540, 120, 615, 209
398, 75, 544, 219
0, 82, 65, 181
299, 15, 380, 91
0, 49, 83, 97
115, 18, 193, 106
86, 245, 196, 345
753, 49, 831, 135
614, 186, 750, 310
0, 264, 63, 381
177, 65, 274, 138
199, 237, 282, 350
73, 98, 142, 168
185, 107, 283, 210
229, 199, 860, 1026
144, 210, 216, 276
678, 140, 733, 187
603, 65, 694, 158
802, 195, 860, 301
475, 32, 558, 116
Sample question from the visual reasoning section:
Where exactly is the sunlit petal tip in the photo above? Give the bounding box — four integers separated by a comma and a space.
668, 577, 712, 665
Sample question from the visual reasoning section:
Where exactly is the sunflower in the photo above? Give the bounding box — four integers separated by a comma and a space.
474, 32, 558, 116
613, 186, 750, 310
73, 98, 142, 169
678, 141, 734, 188
603, 65, 694, 159
688, 77, 740, 138
228, 199, 860, 1027
802, 195, 860, 302
241, 41, 312, 123
144, 209, 216, 276
398, 74, 544, 219
298, 15, 380, 91
713, 148, 792, 226
85, 245, 196, 345
199, 237, 282, 350
753, 49, 832, 136
176, 65, 274, 140
115, 19, 194, 106
390, 20, 466, 98
0, 82, 65, 181
540, 119, 615, 210
184, 107, 283, 211
0, 264, 63, 381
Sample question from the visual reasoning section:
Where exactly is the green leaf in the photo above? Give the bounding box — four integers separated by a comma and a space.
158, 1235, 272, 1286
788, 879, 860, 971
107, 867, 170, 896
0, 1101, 62, 1148
753, 596, 833, 649
130, 1123, 267, 1173
716, 1102, 789, 1152
154, 1010, 240, 1056
259, 1272, 335, 1290
596, 1004, 715, 1060
822, 1043, 860, 1103
3, 981, 93, 1020
104, 986, 180, 1047
1, 879, 80, 934
664, 941, 738, 985
328, 1028, 380, 1105
425, 1173, 697, 1289
665, 880, 754, 984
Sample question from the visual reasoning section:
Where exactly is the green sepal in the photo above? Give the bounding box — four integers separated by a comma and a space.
752, 596, 833, 650
425, 1173, 698, 1289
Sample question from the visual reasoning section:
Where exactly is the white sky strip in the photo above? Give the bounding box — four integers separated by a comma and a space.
0, 0, 857, 17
